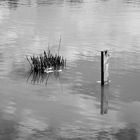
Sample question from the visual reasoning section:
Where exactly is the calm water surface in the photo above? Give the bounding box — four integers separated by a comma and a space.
0, 0, 140, 139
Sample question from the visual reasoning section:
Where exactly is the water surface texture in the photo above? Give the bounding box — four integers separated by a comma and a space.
0, 0, 140, 139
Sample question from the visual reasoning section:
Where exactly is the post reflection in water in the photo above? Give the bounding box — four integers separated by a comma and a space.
100, 85, 109, 115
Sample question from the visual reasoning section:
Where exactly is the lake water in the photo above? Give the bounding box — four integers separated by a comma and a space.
0, 0, 140, 139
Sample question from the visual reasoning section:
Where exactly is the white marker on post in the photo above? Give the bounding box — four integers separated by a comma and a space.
104, 50, 110, 84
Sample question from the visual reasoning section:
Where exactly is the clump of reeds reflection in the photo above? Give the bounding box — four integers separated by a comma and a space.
26, 49, 66, 73
27, 70, 61, 85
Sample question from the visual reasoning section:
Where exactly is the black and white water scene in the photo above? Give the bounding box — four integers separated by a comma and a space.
0, 0, 140, 139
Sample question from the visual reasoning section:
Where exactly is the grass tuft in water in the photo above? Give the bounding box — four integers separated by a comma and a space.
26, 49, 66, 73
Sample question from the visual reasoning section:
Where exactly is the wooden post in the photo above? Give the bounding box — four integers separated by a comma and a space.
101, 51, 104, 86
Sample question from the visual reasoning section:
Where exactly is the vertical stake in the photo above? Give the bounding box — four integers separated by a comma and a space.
101, 51, 104, 86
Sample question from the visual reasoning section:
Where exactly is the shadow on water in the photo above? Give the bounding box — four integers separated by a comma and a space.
36, 0, 64, 5
0, 113, 17, 140
114, 125, 138, 140
66, 0, 84, 7
7, 0, 19, 9
123, 0, 140, 5
68, 0, 83, 3
94, 124, 138, 140
0, 0, 19, 9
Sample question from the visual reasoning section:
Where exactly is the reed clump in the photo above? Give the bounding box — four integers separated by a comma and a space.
26, 50, 66, 73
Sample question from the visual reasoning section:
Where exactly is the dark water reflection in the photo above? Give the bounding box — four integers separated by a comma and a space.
100, 86, 109, 115
26, 70, 62, 85
1, 0, 140, 139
